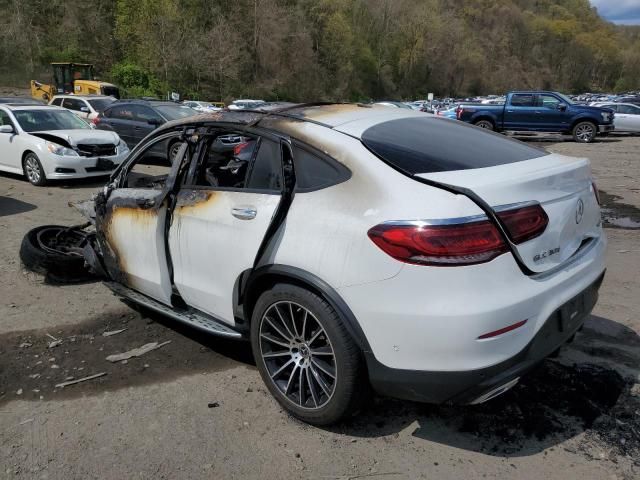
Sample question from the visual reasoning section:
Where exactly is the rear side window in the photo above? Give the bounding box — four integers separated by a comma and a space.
246, 139, 282, 191
51, 98, 63, 106
510, 94, 535, 107
292, 145, 350, 191
361, 117, 548, 174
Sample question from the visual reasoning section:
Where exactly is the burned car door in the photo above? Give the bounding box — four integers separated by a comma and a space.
168, 130, 285, 325
96, 132, 189, 304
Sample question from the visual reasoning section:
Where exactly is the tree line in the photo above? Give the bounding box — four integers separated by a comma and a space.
1, 0, 638, 101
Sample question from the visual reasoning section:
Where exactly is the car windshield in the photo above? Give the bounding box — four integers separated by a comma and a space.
154, 104, 197, 120
88, 98, 115, 112
13, 109, 90, 132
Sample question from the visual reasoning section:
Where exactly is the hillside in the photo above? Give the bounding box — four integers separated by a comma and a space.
0, 0, 638, 100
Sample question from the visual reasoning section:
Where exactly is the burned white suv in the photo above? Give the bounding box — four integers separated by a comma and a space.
27, 104, 606, 425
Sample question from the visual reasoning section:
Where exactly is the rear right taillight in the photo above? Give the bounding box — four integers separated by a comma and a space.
368, 204, 548, 266
496, 204, 548, 244
367, 220, 507, 266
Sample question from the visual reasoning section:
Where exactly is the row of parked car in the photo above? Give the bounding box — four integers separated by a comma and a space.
0, 95, 272, 185
0, 88, 638, 186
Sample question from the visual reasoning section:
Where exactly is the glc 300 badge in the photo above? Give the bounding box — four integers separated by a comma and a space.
533, 247, 560, 262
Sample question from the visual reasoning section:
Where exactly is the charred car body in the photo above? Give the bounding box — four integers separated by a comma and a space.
39, 104, 606, 424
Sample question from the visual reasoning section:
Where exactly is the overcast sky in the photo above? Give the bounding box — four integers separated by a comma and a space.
591, 0, 640, 25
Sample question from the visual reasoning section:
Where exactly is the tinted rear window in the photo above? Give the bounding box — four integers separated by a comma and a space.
361, 117, 548, 174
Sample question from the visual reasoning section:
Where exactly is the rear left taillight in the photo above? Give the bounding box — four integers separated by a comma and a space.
367, 220, 507, 266
496, 204, 548, 244
91, 116, 100, 125
456, 107, 463, 119
368, 204, 548, 266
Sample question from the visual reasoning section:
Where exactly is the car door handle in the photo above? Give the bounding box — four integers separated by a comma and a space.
506, 110, 514, 113
231, 206, 257, 220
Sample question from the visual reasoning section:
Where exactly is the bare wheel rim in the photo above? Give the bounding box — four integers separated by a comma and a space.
24, 155, 41, 183
169, 142, 181, 162
576, 124, 594, 141
259, 301, 337, 410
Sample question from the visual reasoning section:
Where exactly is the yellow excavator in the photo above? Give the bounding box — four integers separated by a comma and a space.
31, 63, 120, 102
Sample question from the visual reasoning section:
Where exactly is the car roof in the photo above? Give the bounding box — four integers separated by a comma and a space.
1, 104, 65, 111
0, 97, 44, 105
112, 99, 179, 107
52, 94, 113, 99
154, 103, 425, 138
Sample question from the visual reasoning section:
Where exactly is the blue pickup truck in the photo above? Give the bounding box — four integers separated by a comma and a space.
456, 91, 615, 143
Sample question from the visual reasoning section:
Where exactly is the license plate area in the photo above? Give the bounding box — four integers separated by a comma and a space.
558, 284, 598, 332
96, 158, 115, 170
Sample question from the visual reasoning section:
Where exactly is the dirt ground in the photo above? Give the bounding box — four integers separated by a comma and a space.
1, 133, 639, 480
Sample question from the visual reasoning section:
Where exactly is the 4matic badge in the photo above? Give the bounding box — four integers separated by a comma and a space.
533, 247, 560, 262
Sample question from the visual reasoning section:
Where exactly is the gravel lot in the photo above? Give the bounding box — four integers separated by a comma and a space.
1, 134, 639, 480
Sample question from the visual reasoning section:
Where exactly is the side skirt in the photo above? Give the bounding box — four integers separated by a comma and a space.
105, 281, 243, 340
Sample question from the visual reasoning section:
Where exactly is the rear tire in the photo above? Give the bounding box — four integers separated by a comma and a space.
22, 152, 47, 186
474, 119, 495, 131
250, 284, 367, 425
572, 121, 597, 143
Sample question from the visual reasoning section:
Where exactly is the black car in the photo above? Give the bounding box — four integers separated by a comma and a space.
94, 100, 197, 155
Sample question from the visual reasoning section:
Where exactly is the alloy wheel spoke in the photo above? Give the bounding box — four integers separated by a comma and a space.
271, 358, 294, 379
285, 364, 299, 395
273, 305, 296, 340
298, 365, 306, 406
310, 365, 332, 397
262, 350, 290, 358
310, 346, 333, 355
300, 310, 308, 340
288, 303, 300, 338
306, 368, 319, 407
311, 357, 336, 379
264, 316, 293, 343
260, 332, 290, 349
308, 327, 324, 345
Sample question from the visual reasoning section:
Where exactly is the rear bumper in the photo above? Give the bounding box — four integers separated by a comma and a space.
365, 272, 604, 404
598, 124, 615, 133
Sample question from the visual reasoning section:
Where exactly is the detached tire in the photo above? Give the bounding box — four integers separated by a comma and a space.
20, 225, 93, 283
251, 284, 368, 425
572, 121, 597, 143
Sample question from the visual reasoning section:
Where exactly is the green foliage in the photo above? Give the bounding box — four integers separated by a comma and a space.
1, 0, 638, 98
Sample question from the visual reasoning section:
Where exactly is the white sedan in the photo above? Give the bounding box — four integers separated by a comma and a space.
0, 104, 129, 186
590, 102, 640, 132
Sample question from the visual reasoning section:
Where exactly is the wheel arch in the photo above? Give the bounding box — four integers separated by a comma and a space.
570, 116, 598, 130
21, 149, 37, 173
472, 115, 496, 128
237, 265, 371, 352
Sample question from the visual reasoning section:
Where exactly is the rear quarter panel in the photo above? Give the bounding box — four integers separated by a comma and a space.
265, 120, 484, 289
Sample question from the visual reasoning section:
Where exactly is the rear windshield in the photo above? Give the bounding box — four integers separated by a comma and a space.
361, 116, 548, 174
